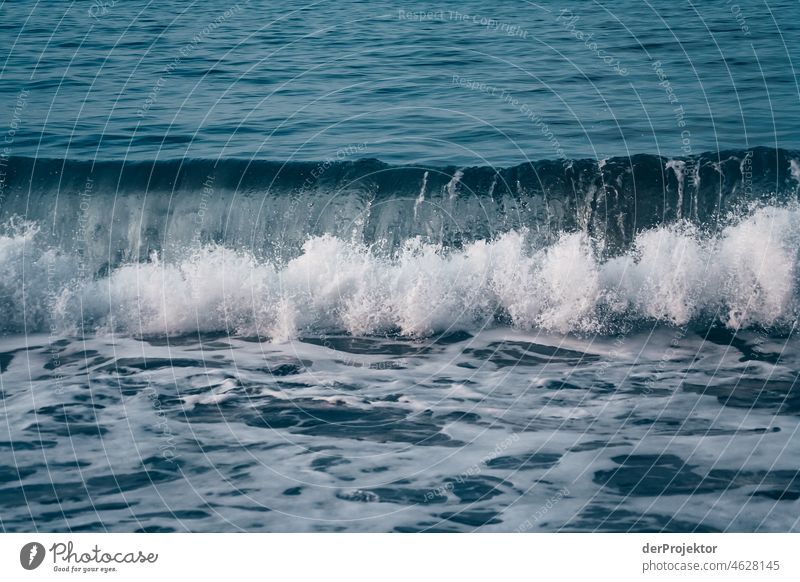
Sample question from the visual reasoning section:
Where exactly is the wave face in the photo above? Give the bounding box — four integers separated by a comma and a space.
1, 148, 799, 336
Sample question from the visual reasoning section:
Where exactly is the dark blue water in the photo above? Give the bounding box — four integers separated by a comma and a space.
2, 1, 800, 533
2, 0, 799, 164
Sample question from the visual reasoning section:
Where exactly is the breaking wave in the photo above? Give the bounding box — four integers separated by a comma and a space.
1, 148, 799, 337
1, 204, 799, 338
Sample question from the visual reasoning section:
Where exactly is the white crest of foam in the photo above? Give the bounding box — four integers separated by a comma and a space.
713, 205, 798, 328
1, 205, 798, 338
606, 223, 707, 325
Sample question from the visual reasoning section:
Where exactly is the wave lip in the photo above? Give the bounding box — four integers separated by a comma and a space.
1, 147, 799, 270
1, 147, 799, 337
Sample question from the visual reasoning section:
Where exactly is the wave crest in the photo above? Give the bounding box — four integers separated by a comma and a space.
2, 204, 798, 337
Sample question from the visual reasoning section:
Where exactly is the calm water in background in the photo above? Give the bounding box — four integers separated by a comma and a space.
2, 1, 800, 533
1, 0, 799, 164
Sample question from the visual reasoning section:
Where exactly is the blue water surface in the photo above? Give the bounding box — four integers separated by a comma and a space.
1, 0, 798, 165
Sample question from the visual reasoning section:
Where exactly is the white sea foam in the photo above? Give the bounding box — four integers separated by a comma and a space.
1, 205, 798, 338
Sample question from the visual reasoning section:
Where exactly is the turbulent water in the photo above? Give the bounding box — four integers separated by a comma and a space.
2, 149, 800, 533
2, 148, 800, 337
2, 328, 799, 532
2, 0, 800, 532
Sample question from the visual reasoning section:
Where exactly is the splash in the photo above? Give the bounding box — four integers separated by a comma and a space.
1, 205, 797, 339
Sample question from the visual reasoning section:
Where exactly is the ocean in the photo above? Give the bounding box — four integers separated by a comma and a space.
1, 0, 799, 532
